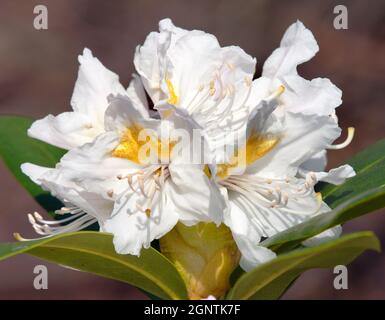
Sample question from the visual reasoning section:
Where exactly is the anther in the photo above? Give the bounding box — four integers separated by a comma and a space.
244, 76, 252, 87
209, 81, 216, 96
33, 211, 43, 220
28, 213, 36, 224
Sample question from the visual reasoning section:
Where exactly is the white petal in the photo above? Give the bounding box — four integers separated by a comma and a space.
239, 245, 276, 272
126, 74, 150, 118
71, 48, 126, 125
58, 131, 141, 197
21, 163, 112, 223
158, 18, 187, 40
245, 77, 272, 112
249, 112, 341, 178
314, 165, 355, 185
300, 164, 356, 185
225, 175, 323, 239
165, 30, 222, 108
166, 164, 225, 225
263, 20, 319, 79
104, 94, 160, 134
20, 163, 51, 185
300, 150, 327, 173
28, 111, 100, 150
134, 19, 184, 103
103, 189, 178, 255
277, 76, 342, 116
225, 196, 276, 271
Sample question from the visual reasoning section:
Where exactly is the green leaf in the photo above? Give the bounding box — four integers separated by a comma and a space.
227, 231, 380, 300
0, 231, 188, 300
261, 186, 385, 252
0, 116, 65, 214
319, 138, 385, 208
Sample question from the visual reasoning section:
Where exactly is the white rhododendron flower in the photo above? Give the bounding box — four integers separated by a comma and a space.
22, 95, 225, 255
133, 18, 266, 163
130, 19, 356, 269
215, 94, 344, 270
20, 18, 356, 278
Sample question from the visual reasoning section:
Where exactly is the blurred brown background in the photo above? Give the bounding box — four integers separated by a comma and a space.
0, 0, 384, 299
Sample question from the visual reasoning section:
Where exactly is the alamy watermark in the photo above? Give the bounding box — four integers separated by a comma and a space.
333, 265, 348, 290
33, 264, 48, 290
33, 5, 48, 30
113, 126, 248, 170
333, 5, 348, 30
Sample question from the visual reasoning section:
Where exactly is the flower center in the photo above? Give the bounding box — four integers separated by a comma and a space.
112, 125, 175, 165
112, 125, 144, 163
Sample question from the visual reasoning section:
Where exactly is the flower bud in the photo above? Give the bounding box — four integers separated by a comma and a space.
160, 222, 240, 299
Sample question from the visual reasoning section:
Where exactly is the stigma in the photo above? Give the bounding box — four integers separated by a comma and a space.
328, 127, 355, 150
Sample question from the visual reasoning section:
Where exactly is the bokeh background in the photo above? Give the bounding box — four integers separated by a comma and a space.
0, 0, 384, 299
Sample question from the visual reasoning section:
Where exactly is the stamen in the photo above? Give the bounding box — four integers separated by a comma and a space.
328, 127, 355, 150
18, 207, 97, 241
13, 233, 27, 241
33, 211, 85, 225
226, 62, 234, 70
209, 80, 216, 96
55, 207, 82, 215
137, 175, 146, 197
244, 76, 252, 87
221, 172, 322, 215
28, 213, 36, 224
127, 175, 136, 192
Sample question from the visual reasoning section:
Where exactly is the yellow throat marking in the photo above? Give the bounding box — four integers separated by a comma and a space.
217, 133, 280, 179
166, 79, 179, 105
112, 125, 174, 164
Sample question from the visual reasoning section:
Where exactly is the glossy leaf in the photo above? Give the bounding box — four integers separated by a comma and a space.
0, 231, 188, 300
227, 232, 380, 300
319, 138, 385, 208
0, 116, 65, 214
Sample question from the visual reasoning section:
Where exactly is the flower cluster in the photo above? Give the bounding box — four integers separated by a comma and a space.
21, 19, 354, 274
